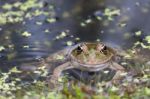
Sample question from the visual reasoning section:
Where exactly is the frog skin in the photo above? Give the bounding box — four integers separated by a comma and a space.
45, 42, 125, 88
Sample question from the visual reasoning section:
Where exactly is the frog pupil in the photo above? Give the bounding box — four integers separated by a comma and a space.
101, 45, 108, 55
76, 46, 83, 54
103, 46, 107, 50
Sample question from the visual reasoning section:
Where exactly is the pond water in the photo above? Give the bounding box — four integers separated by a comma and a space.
0, 0, 150, 72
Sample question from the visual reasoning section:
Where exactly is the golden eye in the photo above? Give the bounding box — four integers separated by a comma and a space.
76, 43, 88, 54
97, 43, 107, 54
80, 43, 88, 52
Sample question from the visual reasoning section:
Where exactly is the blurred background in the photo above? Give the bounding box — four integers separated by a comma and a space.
0, 0, 150, 70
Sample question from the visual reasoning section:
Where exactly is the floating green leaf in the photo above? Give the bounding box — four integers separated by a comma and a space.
22, 31, 32, 37
104, 8, 120, 20
135, 31, 142, 36
0, 46, 5, 51
145, 35, 150, 44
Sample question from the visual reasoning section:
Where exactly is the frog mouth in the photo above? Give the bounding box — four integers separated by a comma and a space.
70, 53, 114, 65
70, 55, 113, 71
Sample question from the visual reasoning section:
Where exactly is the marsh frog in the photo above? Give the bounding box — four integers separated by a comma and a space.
45, 42, 125, 87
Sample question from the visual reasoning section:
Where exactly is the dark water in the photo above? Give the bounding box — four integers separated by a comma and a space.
0, 0, 150, 70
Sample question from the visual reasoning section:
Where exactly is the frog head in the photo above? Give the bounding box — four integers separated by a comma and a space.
69, 42, 116, 71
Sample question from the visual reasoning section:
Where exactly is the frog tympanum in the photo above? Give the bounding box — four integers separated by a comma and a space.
45, 42, 125, 88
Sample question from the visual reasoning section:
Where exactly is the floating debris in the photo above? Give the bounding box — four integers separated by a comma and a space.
22, 45, 29, 48
60, 32, 67, 38
47, 18, 56, 23
36, 21, 43, 25
75, 37, 80, 41
2, 3, 12, 10
66, 41, 73, 46
22, 31, 32, 37
80, 22, 86, 27
44, 29, 50, 33
0, 46, 5, 51
104, 8, 120, 20
135, 31, 142, 36
85, 19, 92, 24
145, 36, 150, 44
94, 10, 103, 20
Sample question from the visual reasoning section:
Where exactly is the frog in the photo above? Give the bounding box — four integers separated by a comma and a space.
44, 42, 125, 88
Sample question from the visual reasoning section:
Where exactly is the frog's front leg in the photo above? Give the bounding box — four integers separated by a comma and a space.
48, 62, 74, 89
109, 62, 125, 81
45, 48, 71, 72
46, 48, 70, 63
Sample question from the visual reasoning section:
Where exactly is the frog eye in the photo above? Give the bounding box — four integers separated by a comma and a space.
80, 43, 88, 52
76, 43, 88, 53
97, 43, 107, 52
102, 45, 107, 50
76, 46, 83, 53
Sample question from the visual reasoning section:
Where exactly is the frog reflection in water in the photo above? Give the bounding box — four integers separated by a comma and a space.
44, 42, 125, 88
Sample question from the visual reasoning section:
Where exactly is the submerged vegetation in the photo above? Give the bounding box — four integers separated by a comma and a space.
0, 0, 150, 99
0, 64, 149, 99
